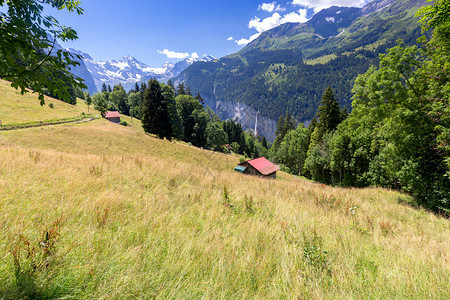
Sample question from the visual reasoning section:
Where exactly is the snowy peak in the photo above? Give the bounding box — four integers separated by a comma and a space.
308, 6, 362, 37
73, 53, 215, 92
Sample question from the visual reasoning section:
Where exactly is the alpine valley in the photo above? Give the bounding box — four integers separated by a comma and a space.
173, 0, 428, 140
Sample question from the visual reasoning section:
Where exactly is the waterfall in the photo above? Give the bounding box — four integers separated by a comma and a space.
254, 111, 258, 137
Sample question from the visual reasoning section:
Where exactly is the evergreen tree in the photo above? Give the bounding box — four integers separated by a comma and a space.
133, 82, 140, 93
262, 136, 268, 150
85, 93, 92, 112
112, 84, 121, 91
167, 79, 175, 91
317, 87, 341, 135
176, 83, 186, 95
101, 83, 107, 93
142, 79, 173, 140
273, 111, 296, 150
195, 93, 205, 105
107, 85, 112, 93
275, 114, 285, 139
186, 86, 192, 96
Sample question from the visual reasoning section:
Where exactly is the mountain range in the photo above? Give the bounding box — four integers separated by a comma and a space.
66, 47, 215, 94
65, 0, 428, 141
174, 0, 428, 140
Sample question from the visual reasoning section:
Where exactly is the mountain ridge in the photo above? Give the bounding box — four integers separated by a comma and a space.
174, 0, 428, 141
66, 47, 215, 93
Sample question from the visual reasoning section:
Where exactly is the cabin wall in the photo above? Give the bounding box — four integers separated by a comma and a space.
106, 117, 120, 123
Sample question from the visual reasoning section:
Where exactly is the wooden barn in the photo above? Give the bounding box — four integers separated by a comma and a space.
235, 157, 280, 179
104, 111, 121, 123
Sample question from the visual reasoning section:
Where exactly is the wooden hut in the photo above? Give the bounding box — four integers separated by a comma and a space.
104, 111, 121, 123
235, 157, 280, 179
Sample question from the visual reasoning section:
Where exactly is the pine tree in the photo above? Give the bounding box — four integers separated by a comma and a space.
101, 83, 107, 93
140, 82, 147, 108
142, 79, 173, 139
309, 117, 318, 131
273, 111, 296, 149
275, 114, 285, 138
262, 136, 268, 149
133, 82, 140, 93
186, 86, 192, 96
195, 93, 205, 105
107, 85, 112, 93
167, 79, 175, 91
176, 83, 186, 95
317, 87, 341, 134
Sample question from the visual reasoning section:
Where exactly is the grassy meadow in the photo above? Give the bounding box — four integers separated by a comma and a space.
0, 90, 449, 298
0, 79, 92, 126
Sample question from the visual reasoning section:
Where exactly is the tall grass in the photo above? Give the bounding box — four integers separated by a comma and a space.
0, 79, 92, 125
0, 119, 448, 298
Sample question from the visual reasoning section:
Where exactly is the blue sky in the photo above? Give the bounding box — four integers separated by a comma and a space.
46, 0, 371, 67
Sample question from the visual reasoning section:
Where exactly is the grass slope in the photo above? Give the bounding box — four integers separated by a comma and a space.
0, 93, 449, 298
0, 79, 92, 125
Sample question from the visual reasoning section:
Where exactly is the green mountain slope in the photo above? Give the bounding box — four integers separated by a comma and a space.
0, 84, 448, 298
176, 0, 428, 140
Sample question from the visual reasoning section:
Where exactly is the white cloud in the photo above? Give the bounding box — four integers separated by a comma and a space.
157, 49, 190, 59
249, 13, 282, 33
258, 2, 286, 13
157, 49, 200, 60
235, 33, 261, 46
248, 9, 308, 33
281, 9, 308, 24
292, 0, 370, 12
235, 7, 309, 46
227, 36, 234, 41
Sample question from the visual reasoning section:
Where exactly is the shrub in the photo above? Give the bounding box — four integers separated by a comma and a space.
244, 195, 254, 214
120, 121, 128, 126
222, 186, 232, 208
303, 231, 331, 275
89, 165, 103, 176
48, 103, 54, 109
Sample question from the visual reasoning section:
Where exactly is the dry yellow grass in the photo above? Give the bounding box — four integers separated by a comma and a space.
0, 79, 92, 125
0, 117, 448, 298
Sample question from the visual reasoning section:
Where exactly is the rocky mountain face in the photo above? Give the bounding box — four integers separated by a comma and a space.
174, 0, 428, 141
67, 50, 214, 93
50, 40, 97, 95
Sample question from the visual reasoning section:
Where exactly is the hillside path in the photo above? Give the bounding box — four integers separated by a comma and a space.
0, 117, 97, 132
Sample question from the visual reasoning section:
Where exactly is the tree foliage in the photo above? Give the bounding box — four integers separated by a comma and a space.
0, 0, 85, 105
270, 1, 449, 212
142, 79, 173, 140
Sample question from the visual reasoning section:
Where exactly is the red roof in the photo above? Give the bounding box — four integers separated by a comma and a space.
105, 111, 121, 118
244, 157, 280, 175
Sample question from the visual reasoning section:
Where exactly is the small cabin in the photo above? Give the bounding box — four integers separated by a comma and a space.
104, 111, 121, 123
235, 157, 280, 179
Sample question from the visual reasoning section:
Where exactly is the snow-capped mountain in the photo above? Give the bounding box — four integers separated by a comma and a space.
67, 49, 215, 92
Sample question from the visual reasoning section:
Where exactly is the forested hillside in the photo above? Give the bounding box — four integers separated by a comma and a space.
176, 0, 428, 139
269, 0, 449, 213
